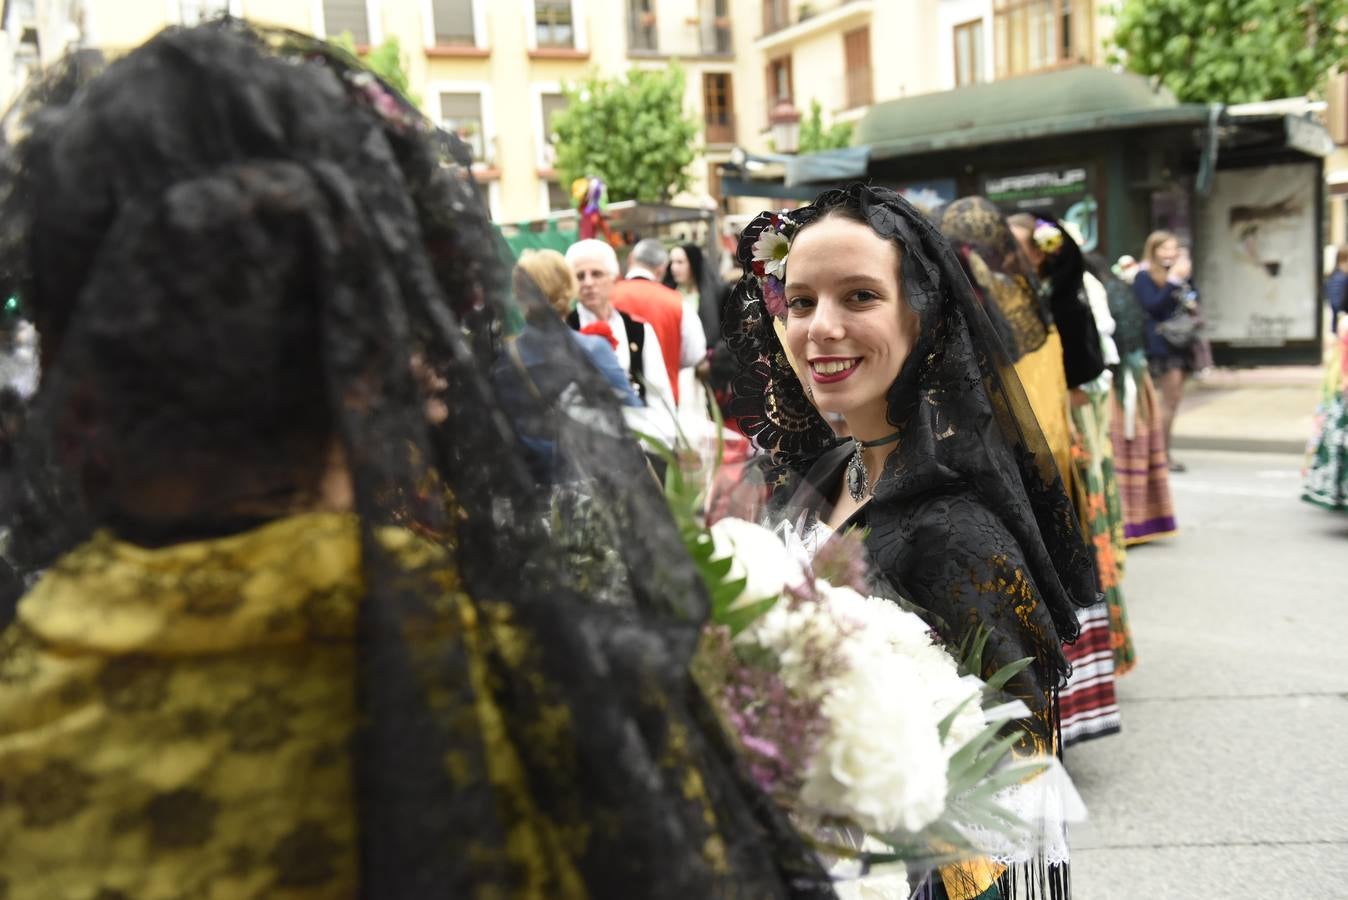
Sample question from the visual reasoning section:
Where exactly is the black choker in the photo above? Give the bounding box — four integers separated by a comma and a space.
846, 430, 900, 501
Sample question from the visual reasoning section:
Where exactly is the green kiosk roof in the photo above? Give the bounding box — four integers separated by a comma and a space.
856, 66, 1212, 159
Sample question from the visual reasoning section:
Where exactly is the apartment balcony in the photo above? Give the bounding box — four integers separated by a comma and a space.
756, 0, 873, 51
628, 1, 733, 60
705, 111, 737, 147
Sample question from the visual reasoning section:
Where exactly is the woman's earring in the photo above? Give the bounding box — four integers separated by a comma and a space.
806, 383, 814, 402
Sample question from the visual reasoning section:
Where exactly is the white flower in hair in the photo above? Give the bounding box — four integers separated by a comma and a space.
751, 228, 790, 281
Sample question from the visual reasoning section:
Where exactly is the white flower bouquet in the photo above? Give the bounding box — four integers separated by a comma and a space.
642, 418, 1070, 898
691, 516, 1051, 897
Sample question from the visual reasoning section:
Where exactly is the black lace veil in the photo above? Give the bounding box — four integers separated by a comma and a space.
723, 185, 1098, 748
938, 196, 1052, 361
0, 22, 830, 897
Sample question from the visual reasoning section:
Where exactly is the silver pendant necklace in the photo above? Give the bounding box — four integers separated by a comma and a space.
846, 430, 901, 502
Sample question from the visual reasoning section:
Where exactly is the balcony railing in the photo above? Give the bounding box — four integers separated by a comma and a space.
705, 112, 735, 146
700, 20, 733, 55
628, 12, 657, 51
762, 0, 790, 35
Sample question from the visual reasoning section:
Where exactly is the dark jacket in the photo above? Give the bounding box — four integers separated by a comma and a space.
1326, 269, 1348, 326
1133, 271, 1185, 359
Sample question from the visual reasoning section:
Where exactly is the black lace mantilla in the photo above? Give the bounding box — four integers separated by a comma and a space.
938, 196, 1051, 361
722, 184, 1099, 747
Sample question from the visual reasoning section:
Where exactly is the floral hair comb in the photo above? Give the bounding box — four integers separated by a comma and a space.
749, 211, 798, 318
1032, 219, 1064, 257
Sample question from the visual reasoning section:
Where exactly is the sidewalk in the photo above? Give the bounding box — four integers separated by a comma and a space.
1169, 365, 1323, 455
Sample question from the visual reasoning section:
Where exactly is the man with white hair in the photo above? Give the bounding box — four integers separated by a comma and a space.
564, 239, 677, 448
614, 238, 707, 404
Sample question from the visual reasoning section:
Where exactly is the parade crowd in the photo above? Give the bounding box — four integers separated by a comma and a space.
0, 19, 1345, 900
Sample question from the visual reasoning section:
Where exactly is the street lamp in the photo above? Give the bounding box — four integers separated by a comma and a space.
769, 100, 801, 154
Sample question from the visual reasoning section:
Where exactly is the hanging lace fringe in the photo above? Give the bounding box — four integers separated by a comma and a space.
909, 861, 1068, 900
997, 859, 1070, 900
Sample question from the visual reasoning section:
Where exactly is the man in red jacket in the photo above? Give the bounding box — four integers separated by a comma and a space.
613, 238, 707, 404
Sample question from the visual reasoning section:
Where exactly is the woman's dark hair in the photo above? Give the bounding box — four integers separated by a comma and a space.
663, 241, 726, 342
661, 242, 705, 290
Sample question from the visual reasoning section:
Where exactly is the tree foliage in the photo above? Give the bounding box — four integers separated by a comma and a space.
797, 99, 853, 154
330, 32, 421, 107
1108, 0, 1348, 104
552, 66, 700, 204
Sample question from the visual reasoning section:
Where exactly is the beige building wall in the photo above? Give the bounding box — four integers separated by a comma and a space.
20, 0, 759, 224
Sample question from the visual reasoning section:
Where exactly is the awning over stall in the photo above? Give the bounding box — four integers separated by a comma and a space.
855, 65, 1212, 159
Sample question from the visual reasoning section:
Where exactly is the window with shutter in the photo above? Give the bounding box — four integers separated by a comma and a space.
993, 0, 1093, 79
546, 180, 572, 212
762, 0, 789, 35
535, 0, 575, 49
953, 18, 985, 87
439, 93, 485, 161
842, 27, 872, 109
702, 73, 735, 146
765, 56, 792, 107
627, 0, 656, 52
323, 0, 370, 45
694, 0, 731, 55
431, 0, 475, 45
540, 93, 568, 167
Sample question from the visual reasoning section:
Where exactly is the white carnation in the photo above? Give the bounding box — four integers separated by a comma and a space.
801, 653, 949, 834
709, 517, 806, 610
819, 583, 985, 756
742, 595, 842, 691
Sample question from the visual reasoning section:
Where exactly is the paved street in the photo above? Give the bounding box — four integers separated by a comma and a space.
1066, 449, 1348, 899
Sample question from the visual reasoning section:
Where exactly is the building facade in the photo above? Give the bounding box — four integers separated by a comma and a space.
5, 0, 770, 223
734, 0, 1114, 156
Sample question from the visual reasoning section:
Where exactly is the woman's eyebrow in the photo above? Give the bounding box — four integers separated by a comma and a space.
786, 273, 885, 293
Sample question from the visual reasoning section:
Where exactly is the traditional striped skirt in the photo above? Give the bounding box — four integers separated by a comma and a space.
1109, 356, 1178, 544
1060, 389, 1126, 746
1059, 602, 1121, 746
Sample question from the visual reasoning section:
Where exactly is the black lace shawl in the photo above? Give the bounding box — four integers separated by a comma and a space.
0, 22, 831, 898
723, 184, 1098, 749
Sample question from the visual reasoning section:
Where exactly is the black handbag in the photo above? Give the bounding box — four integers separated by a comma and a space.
1155, 308, 1201, 349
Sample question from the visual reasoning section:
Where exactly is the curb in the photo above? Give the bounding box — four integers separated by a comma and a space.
1169, 434, 1307, 455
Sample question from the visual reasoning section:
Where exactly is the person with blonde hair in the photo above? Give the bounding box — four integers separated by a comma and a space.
1134, 230, 1197, 471
512, 248, 638, 407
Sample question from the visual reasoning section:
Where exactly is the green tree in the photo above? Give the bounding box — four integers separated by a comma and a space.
1108, 0, 1348, 104
551, 66, 700, 204
796, 98, 852, 153
329, 32, 421, 107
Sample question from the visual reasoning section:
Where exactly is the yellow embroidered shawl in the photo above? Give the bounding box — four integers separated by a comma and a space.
0, 513, 586, 899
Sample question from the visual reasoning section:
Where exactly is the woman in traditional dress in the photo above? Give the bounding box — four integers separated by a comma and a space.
941, 202, 1126, 743
938, 199, 1074, 498
0, 22, 831, 898
1303, 315, 1348, 512
1104, 257, 1179, 545
724, 184, 1098, 900
1043, 232, 1126, 744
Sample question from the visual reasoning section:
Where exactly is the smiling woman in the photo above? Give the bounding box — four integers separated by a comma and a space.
723, 183, 1099, 900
